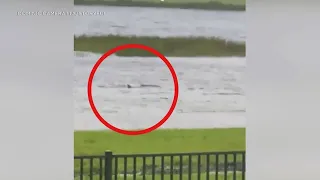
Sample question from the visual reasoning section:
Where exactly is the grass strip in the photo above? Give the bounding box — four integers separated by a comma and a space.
74, 35, 245, 57
74, 0, 245, 11
74, 128, 245, 154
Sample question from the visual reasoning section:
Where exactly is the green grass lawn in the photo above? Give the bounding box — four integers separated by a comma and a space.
74, 128, 245, 177
74, 128, 245, 155
74, 0, 245, 11
74, 35, 245, 57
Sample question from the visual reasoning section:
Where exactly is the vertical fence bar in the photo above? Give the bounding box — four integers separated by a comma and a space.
233, 153, 236, 180
80, 158, 84, 180
142, 156, 146, 180
104, 151, 113, 180
133, 156, 137, 180
197, 155, 201, 180
124, 157, 128, 180
170, 155, 174, 180
188, 155, 192, 180
99, 157, 103, 180
152, 156, 156, 180
90, 158, 94, 180
114, 157, 118, 180
179, 155, 183, 180
206, 154, 210, 180
161, 155, 165, 180
224, 154, 228, 180
215, 154, 219, 180
242, 152, 245, 180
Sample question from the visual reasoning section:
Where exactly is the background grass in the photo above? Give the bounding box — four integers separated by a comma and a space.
74, 0, 245, 11
74, 35, 245, 57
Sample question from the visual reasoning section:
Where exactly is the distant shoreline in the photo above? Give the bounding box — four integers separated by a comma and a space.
74, 35, 245, 57
74, 0, 245, 11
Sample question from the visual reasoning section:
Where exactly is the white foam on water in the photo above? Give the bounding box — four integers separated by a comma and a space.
74, 52, 246, 130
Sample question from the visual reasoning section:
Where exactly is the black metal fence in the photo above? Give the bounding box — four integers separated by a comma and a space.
74, 151, 245, 180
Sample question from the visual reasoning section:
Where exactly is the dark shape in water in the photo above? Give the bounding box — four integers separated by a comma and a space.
125, 84, 161, 88
140, 84, 161, 88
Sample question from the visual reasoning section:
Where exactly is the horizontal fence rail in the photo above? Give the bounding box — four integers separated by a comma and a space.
74, 151, 246, 180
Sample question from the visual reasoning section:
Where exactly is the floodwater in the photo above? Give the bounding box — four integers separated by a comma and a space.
74, 6, 245, 42
74, 52, 245, 130
74, 6, 246, 130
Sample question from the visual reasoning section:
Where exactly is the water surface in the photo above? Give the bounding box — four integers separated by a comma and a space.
75, 6, 245, 41
74, 52, 246, 130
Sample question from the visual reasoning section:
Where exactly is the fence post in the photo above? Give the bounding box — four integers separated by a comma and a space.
104, 150, 113, 180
